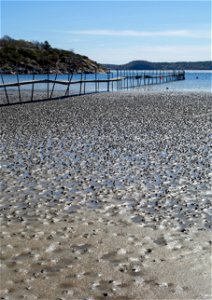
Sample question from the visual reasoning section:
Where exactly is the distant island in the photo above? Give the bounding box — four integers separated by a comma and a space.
0, 36, 106, 74
103, 60, 212, 70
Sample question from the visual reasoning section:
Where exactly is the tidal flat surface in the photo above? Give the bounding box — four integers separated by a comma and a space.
0, 92, 211, 299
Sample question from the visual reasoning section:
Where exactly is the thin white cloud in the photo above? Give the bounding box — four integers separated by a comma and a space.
67, 29, 210, 38
76, 45, 211, 64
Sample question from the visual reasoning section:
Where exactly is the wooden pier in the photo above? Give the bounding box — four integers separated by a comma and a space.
0, 70, 185, 106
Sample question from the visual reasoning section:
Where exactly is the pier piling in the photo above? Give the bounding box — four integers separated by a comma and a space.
0, 69, 185, 106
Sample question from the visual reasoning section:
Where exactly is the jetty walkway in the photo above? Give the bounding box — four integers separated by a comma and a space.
0, 70, 185, 106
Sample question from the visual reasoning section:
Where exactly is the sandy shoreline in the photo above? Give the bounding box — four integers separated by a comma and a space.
0, 91, 211, 299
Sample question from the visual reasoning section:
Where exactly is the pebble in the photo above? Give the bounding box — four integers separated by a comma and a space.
117, 248, 127, 255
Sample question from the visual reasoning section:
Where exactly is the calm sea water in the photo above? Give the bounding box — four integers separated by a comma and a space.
139, 71, 211, 93
1, 71, 211, 94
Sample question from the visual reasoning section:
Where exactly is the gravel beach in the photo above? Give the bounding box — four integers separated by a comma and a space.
0, 91, 211, 300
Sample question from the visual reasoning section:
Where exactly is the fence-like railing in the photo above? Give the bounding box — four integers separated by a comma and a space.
0, 70, 185, 106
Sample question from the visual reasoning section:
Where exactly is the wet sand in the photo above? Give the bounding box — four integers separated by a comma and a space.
0, 91, 211, 299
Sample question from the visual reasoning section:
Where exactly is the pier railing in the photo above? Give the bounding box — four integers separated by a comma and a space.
0, 69, 185, 106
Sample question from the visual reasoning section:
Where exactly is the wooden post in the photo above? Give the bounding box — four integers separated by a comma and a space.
133, 70, 134, 87
95, 69, 97, 93
128, 70, 130, 88
31, 73, 35, 101
80, 71, 83, 94
97, 72, 99, 93
84, 72, 86, 94
132, 70, 135, 88
132, 70, 135, 87
16, 71, 22, 102
66, 73, 70, 95
107, 70, 110, 92
65, 71, 74, 96
47, 68, 49, 98
51, 73, 58, 98
0, 71, 9, 104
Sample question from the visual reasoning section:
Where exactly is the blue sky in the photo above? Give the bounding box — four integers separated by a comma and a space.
1, 1, 211, 63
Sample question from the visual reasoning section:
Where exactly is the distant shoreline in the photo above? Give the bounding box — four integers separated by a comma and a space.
103, 60, 212, 71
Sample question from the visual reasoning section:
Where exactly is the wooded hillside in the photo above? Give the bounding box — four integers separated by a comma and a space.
0, 36, 106, 74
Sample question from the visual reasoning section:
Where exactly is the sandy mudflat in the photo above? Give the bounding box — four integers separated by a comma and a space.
0, 91, 211, 300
